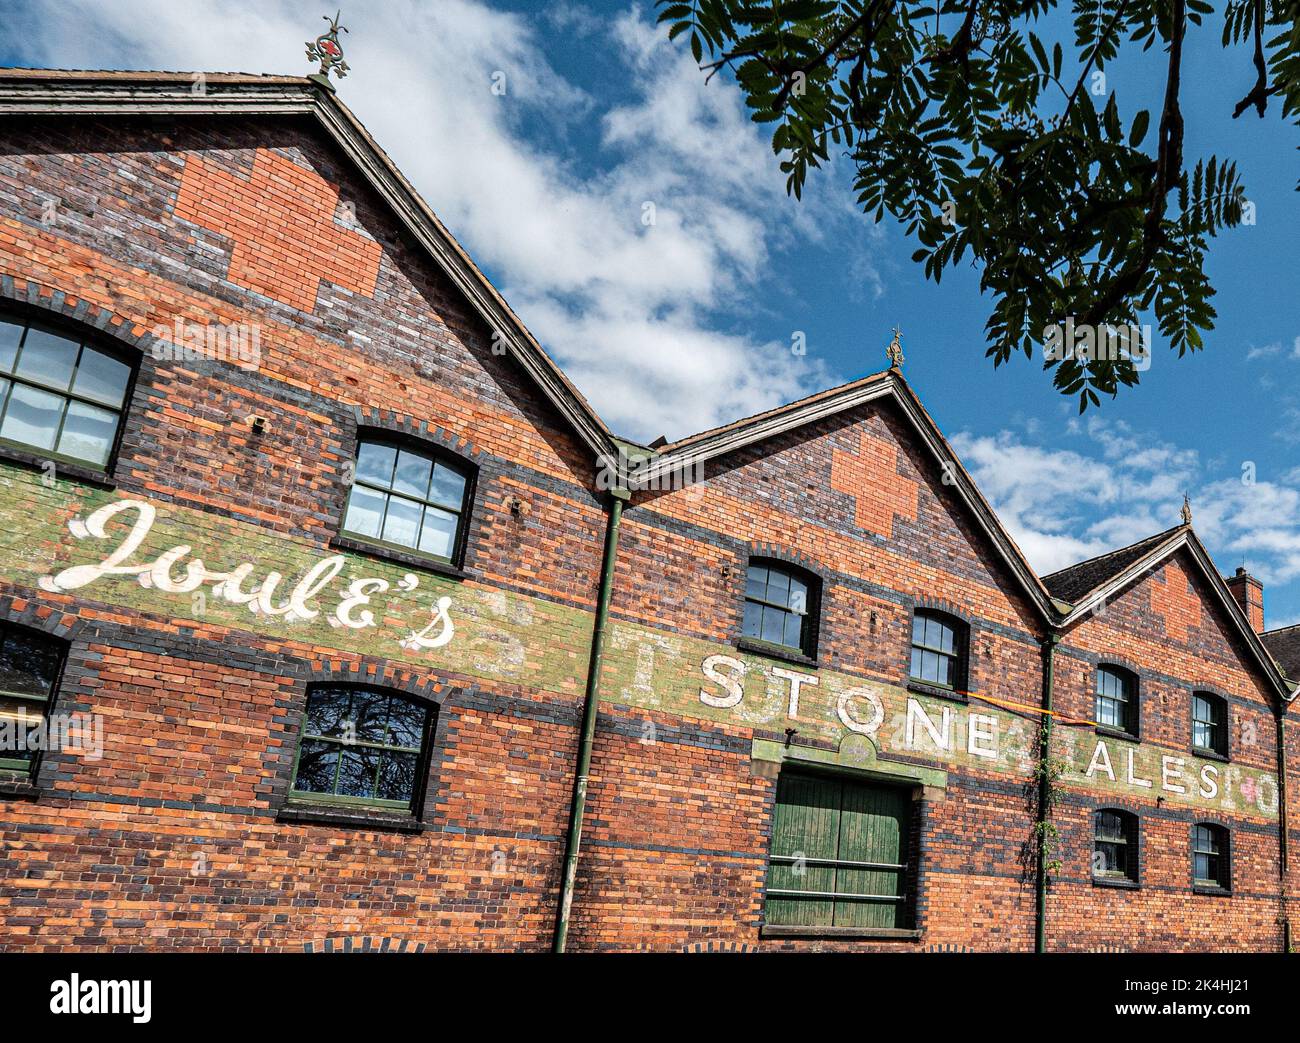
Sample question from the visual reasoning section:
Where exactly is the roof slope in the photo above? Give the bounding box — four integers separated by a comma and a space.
1046, 524, 1296, 703
1041, 526, 1184, 603
642, 367, 1058, 621
0, 68, 616, 460
1261, 624, 1300, 681
661, 370, 894, 453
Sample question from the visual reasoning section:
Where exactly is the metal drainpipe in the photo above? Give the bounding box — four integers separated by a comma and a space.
1035, 633, 1059, 954
1277, 716, 1290, 952
552, 486, 628, 953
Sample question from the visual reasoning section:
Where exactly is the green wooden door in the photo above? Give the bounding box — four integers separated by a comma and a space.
834, 780, 910, 928
764, 772, 911, 929
765, 773, 839, 926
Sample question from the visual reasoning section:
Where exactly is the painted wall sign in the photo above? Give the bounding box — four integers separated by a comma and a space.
599, 625, 1279, 820
38, 499, 454, 650
0, 465, 1279, 821
0, 468, 581, 688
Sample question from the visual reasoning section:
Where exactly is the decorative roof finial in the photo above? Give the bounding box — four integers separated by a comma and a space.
1180, 494, 1192, 526
887, 325, 904, 368
306, 11, 350, 90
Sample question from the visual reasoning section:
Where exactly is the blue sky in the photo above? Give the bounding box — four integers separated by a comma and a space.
4, 0, 1300, 628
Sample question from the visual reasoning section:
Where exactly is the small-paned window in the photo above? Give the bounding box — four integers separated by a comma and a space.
1093, 809, 1139, 883
764, 772, 912, 930
1191, 692, 1228, 758
342, 438, 472, 563
1192, 823, 1230, 891
910, 610, 966, 690
0, 623, 66, 775
742, 561, 817, 656
1096, 666, 1138, 735
290, 685, 434, 811
0, 314, 131, 468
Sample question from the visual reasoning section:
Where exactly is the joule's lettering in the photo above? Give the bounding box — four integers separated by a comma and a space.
38, 499, 453, 651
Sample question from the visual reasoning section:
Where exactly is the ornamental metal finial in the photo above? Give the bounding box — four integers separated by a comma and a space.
1180, 494, 1192, 526
306, 11, 349, 88
886, 325, 904, 368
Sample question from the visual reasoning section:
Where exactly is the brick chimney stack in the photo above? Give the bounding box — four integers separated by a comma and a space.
1225, 567, 1264, 632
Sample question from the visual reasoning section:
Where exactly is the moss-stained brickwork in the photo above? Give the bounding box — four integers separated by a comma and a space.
4, 464, 1277, 824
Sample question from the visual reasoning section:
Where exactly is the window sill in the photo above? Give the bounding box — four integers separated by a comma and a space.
1091, 875, 1140, 890
330, 534, 467, 580
0, 442, 115, 489
759, 924, 920, 941
277, 801, 423, 833
907, 680, 968, 705
1192, 884, 1232, 897
1095, 726, 1140, 743
1192, 747, 1230, 764
736, 637, 817, 668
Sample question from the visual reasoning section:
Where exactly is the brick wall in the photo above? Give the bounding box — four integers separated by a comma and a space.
1051, 553, 1285, 951
0, 107, 1291, 952
0, 114, 601, 951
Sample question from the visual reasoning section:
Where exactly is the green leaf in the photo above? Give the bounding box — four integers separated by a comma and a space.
1129, 109, 1150, 146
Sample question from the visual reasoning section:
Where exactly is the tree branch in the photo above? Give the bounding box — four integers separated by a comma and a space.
1232, 0, 1271, 118
772, 0, 894, 110
701, 47, 774, 84
925, 2, 980, 69
1079, 0, 1185, 327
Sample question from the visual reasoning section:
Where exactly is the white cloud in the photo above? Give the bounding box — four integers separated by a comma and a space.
11, 0, 867, 440
953, 418, 1300, 606
1244, 337, 1300, 362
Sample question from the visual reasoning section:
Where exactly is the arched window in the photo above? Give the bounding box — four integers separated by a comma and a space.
342, 436, 473, 564
0, 312, 132, 468
1093, 809, 1139, 883
1096, 665, 1138, 736
290, 685, 435, 811
1191, 691, 1228, 758
910, 610, 967, 691
1192, 823, 1230, 891
0, 622, 66, 775
742, 560, 819, 657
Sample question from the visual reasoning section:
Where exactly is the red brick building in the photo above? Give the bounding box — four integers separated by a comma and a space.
0, 69, 1295, 952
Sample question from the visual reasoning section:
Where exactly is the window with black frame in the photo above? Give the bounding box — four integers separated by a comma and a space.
1192, 823, 1230, 891
909, 610, 966, 690
1191, 691, 1228, 758
342, 437, 472, 564
1096, 666, 1138, 736
742, 561, 817, 657
290, 685, 434, 812
1093, 808, 1139, 883
0, 623, 65, 775
0, 314, 131, 468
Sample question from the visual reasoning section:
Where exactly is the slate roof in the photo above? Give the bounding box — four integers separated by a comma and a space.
1041, 525, 1184, 604
1261, 624, 1300, 682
